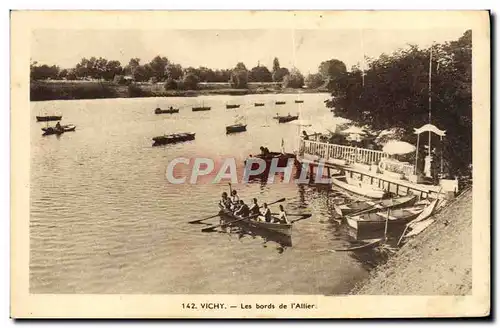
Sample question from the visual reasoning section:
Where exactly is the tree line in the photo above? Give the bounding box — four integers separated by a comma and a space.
30, 55, 348, 91
327, 30, 472, 175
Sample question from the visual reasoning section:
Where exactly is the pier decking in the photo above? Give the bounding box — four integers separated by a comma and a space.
298, 139, 442, 199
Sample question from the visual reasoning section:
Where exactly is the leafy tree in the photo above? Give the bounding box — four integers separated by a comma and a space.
230, 62, 249, 88
30, 64, 60, 80
58, 69, 68, 80
149, 56, 169, 81
282, 68, 304, 88
272, 67, 289, 82
249, 65, 272, 82
66, 69, 77, 80
328, 30, 472, 174
164, 78, 178, 90
182, 73, 199, 90
166, 64, 183, 80
305, 73, 325, 89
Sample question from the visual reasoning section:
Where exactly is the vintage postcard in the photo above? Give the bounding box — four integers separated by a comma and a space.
11, 10, 490, 318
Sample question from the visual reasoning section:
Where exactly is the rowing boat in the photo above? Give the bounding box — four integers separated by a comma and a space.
36, 115, 62, 122
331, 175, 386, 199
345, 204, 428, 233
155, 108, 179, 114
333, 195, 417, 217
42, 124, 76, 135
152, 132, 196, 146
192, 106, 211, 111
226, 124, 247, 134
254, 103, 265, 107
273, 115, 299, 123
294, 100, 304, 103
275, 101, 286, 105
226, 104, 241, 109
219, 209, 292, 237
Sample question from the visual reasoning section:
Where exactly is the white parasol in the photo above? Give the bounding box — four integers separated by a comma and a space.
382, 140, 416, 155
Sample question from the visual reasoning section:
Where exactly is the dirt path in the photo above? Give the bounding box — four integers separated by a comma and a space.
351, 189, 472, 295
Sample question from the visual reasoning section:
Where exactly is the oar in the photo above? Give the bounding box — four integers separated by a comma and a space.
201, 214, 258, 232
290, 214, 312, 224
201, 197, 286, 232
188, 213, 221, 224
271, 213, 308, 217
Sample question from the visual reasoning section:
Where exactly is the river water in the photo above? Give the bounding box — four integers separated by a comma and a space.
30, 93, 372, 294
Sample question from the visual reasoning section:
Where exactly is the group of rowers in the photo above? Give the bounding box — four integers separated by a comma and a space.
218, 189, 290, 224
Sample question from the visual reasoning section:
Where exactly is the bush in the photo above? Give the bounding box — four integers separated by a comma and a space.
164, 78, 178, 90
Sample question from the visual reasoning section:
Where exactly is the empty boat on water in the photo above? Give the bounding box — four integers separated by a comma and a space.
226, 104, 241, 109
345, 203, 431, 233
36, 115, 62, 122
192, 106, 211, 112
333, 195, 417, 217
273, 114, 299, 123
152, 133, 195, 146
275, 101, 286, 105
226, 124, 247, 134
254, 103, 265, 107
294, 100, 304, 103
155, 107, 179, 114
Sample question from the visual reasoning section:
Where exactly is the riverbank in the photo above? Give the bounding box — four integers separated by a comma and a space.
350, 189, 472, 295
30, 80, 328, 101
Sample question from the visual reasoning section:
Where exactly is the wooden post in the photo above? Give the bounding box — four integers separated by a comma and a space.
384, 208, 390, 242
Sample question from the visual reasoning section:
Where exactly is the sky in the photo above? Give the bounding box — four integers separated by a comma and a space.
31, 29, 467, 74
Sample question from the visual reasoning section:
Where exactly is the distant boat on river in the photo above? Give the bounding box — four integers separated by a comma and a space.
294, 100, 304, 103
274, 114, 299, 123
275, 101, 286, 105
36, 115, 62, 122
152, 133, 195, 146
254, 103, 265, 107
226, 104, 241, 109
226, 124, 247, 134
155, 107, 179, 114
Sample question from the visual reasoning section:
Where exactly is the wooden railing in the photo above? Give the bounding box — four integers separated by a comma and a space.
299, 139, 390, 165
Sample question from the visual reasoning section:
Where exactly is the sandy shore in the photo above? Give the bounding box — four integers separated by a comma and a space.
351, 189, 472, 295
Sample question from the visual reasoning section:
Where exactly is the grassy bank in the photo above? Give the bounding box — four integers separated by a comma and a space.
30, 80, 327, 101
350, 189, 472, 295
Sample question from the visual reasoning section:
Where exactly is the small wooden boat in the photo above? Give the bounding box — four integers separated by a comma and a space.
275, 101, 286, 105
226, 104, 240, 109
244, 152, 298, 172
273, 115, 299, 123
345, 204, 428, 232
254, 103, 265, 107
152, 132, 195, 146
36, 115, 62, 122
42, 124, 76, 136
333, 195, 417, 217
192, 106, 211, 112
155, 107, 179, 114
226, 124, 247, 134
294, 100, 304, 103
331, 175, 386, 199
219, 209, 292, 237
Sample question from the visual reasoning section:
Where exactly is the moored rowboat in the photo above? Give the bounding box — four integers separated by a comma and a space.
192, 106, 211, 111
275, 101, 286, 105
226, 124, 247, 134
254, 103, 265, 107
273, 115, 299, 123
345, 204, 428, 232
155, 108, 179, 114
333, 195, 417, 217
219, 209, 292, 237
226, 104, 241, 109
36, 115, 62, 122
152, 132, 195, 146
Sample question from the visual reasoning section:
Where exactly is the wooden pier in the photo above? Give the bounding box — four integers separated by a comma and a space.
298, 139, 443, 199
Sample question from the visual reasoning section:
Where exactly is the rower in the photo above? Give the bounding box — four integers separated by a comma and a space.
234, 200, 249, 217
258, 203, 272, 222
276, 204, 289, 224
230, 190, 240, 210
219, 192, 231, 210
249, 198, 260, 216
55, 121, 62, 131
